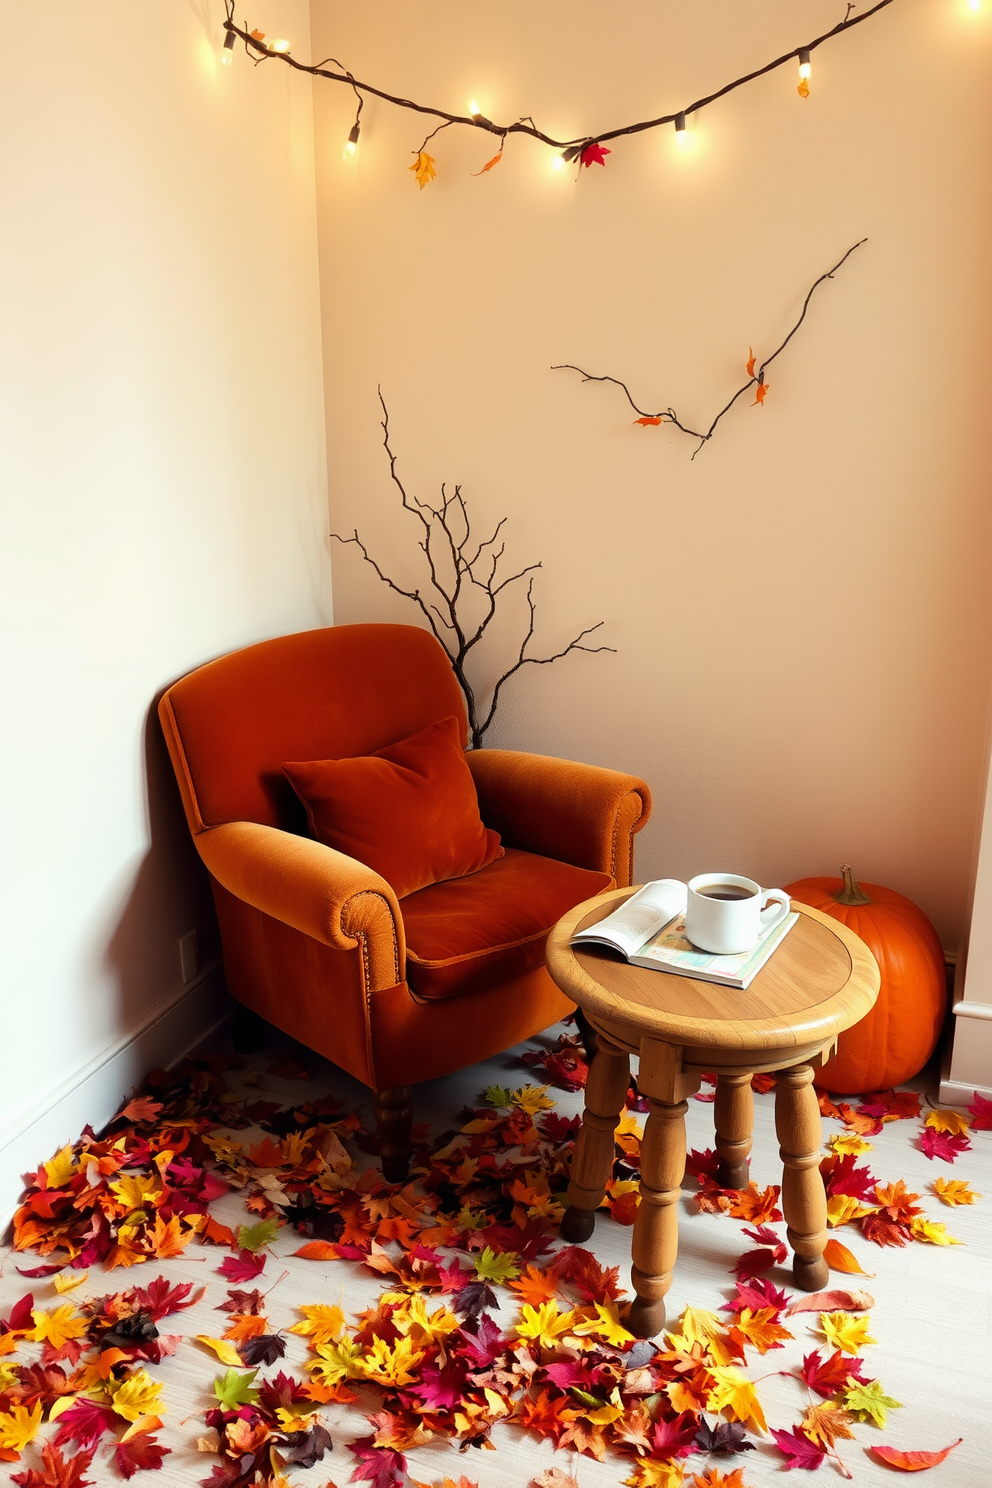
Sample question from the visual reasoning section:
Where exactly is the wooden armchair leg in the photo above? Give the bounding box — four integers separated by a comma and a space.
232, 1004, 271, 1054
375, 1086, 413, 1184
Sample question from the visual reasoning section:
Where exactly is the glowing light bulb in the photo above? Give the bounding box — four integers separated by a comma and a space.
797, 47, 811, 98
549, 153, 565, 172
969, 0, 982, 12
269, 38, 291, 53
343, 122, 361, 160
468, 99, 482, 118
674, 111, 689, 148
221, 30, 236, 64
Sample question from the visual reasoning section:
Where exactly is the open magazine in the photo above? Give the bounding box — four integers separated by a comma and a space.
571, 879, 798, 990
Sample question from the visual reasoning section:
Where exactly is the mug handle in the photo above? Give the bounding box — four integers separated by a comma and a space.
759, 889, 791, 936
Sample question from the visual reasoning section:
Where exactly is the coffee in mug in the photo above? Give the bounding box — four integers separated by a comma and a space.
685, 872, 791, 955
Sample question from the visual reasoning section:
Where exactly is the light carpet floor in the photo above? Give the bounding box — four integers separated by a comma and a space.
0, 1020, 989, 1487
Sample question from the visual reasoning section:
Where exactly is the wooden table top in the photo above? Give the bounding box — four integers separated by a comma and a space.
546, 887, 880, 1053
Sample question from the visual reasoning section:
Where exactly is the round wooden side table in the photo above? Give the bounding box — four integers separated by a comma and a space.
546, 888, 880, 1339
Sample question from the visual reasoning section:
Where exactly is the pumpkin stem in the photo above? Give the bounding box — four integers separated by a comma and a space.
835, 864, 871, 906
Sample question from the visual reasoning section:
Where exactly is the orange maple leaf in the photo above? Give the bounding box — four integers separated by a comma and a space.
508, 1264, 560, 1306
752, 381, 769, 407
151, 1213, 192, 1259
693, 1470, 748, 1488
634, 416, 664, 427
728, 1182, 781, 1223
746, 347, 756, 378
223, 1313, 268, 1344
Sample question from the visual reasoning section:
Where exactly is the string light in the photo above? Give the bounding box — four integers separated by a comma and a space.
969, 0, 982, 12
343, 121, 361, 160
221, 30, 236, 64
224, 0, 901, 182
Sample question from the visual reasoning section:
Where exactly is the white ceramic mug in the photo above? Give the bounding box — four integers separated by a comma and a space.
684, 872, 791, 955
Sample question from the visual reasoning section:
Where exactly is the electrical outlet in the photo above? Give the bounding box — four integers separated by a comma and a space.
179, 931, 199, 984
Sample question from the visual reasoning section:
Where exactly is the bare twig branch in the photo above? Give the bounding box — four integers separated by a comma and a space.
224, 0, 898, 160
331, 394, 614, 746
553, 238, 866, 458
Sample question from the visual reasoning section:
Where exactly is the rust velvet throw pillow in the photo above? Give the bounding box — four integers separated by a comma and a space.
282, 716, 503, 899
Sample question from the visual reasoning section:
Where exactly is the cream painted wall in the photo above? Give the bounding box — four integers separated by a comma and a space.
312, 0, 992, 949
0, 2, 329, 1165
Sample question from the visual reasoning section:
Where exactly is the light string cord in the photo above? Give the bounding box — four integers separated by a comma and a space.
221, 0, 898, 158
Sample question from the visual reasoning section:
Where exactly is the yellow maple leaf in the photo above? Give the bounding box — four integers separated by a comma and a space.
409, 151, 436, 189
196, 1335, 244, 1367
706, 1365, 768, 1434
624, 1460, 686, 1488
110, 1173, 162, 1212
571, 1302, 636, 1348
730, 1306, 794, 1354
515, 1301, 575, 1351
29, 1305, 87, 1350
828, 1131, 874, 1156
0, 1400, 44, 1453
930, 1177, 980, 1206
818, 1311, 877, 1355
924, 1108, 970, 1136
827, 1193, 874, 1227
362, 1334, 425, 1387
581, 1385, 626, 1426
671, 1307, 727, 1353
53, 1270, 88, 1295
514, 1084, 556, 1114
909, 1217, 962, 1246
289, 1303, 345, 1348
393, 1295, 459, 1346
309, 1335, 364, 1385
110, 1368, 165, 1423
43, 1145, 76, 1188
801, 1400, 856, 1445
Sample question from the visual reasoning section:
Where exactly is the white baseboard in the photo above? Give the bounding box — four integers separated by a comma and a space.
938, 1074, 992, 1105
0, 962, 232, 1230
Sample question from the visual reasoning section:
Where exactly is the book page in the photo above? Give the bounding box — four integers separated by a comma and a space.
633, 910, 799, 985
570, 879, 687, 958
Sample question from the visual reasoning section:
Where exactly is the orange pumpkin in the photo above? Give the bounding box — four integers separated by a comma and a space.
783, 865, 947, 1095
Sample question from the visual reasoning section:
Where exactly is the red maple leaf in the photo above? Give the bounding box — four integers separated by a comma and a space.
770, 1426, 826, 1470
967, 1091, 992, 1129
52, 1400, 118, 1450
650, 1411, 700, 1458
722, 1276, 792, 1314
552, 1245, 624, 1303
856, 1090, 921, 1122
348, 1435, 407, 1488
741, 1224, 786, 1254
113, 1434, 171, 1479
580, 141, 611, 167
819, 1153, 877, 1200
733, 1248, 779, 1279
686, 1148, 721, 1182
129, 1276, 202, 1320
12, 1444, 95, 1488
217, 1249, 266, 1282
920, 1127, 971, 1163
858, 1212, 910, 1248
799, 1348, 867, 1398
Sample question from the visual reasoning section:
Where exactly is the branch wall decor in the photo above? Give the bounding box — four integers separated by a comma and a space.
222, 0, 899, 182
554, 239, 867, 458
332, 393, 614, 749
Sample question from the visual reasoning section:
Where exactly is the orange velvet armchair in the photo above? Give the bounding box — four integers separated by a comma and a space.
158, 623, 651, 1179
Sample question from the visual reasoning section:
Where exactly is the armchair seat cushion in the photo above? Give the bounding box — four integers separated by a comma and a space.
401, 847, 612, 1001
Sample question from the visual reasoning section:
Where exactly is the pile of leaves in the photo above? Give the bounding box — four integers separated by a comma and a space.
1, 1047, 985, 1486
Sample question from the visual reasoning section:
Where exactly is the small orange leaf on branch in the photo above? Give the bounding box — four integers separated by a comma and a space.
473, 151, 504, 175
752, 381, 769, 406
634, 416, 664, 427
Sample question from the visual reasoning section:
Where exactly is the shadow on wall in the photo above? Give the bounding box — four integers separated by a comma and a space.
103, 692, 225, 1043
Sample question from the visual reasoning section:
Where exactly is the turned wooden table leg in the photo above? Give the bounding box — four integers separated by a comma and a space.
775, 1064, 829, 1291
627, 1095, 687, 1338
561, 1036, 630, 1242
714, 1072, 753, 1189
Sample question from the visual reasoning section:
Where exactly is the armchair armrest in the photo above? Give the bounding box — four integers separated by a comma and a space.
466, 750, 651, 887
195, 820, 405, 991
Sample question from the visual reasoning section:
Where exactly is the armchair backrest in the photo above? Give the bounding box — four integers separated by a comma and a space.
159, 624, 467, 834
